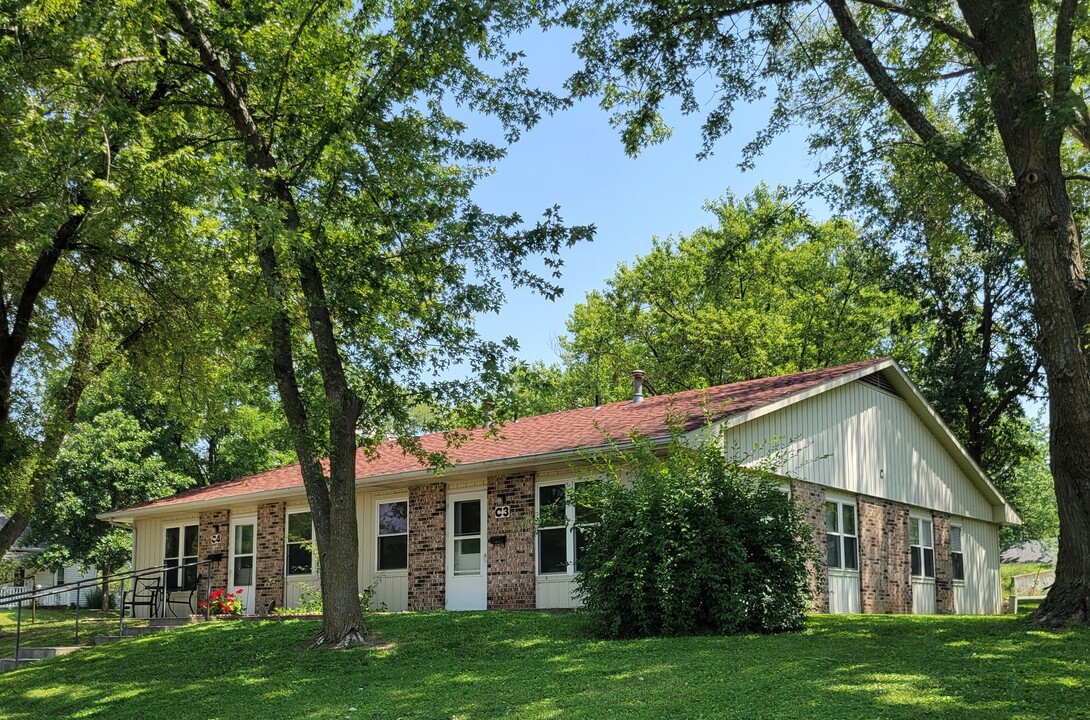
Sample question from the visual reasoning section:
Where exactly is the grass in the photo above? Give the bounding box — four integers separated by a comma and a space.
0, 608, 147, 656
0, 611, 1086, 720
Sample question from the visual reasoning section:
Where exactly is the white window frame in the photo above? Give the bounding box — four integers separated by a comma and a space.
164, 522, 199, 590
910, 515, 935, 579
535, 480, 596, 576
285, 510, 316, 577
375, 498, 409, 573
950, 524, 965, 583
825, 500, 858, 572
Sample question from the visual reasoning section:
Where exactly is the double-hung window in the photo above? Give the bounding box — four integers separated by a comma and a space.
910, 516, 935, 578
825, 501, 858, 571
537, 481, 597, 575
951, 525, 965, 581
165, 524, 199, 590
377, 500, 408, 571
286, 511, 315, 576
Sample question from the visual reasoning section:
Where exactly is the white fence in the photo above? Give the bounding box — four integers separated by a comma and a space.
0, 582, 90, 607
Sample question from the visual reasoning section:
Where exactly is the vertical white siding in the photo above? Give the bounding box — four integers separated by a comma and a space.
912, 579, 937, 614
722, 381, 993, 519
828, 570, 861, 613
953, 518, 1001, 614
536, 576, 581, 609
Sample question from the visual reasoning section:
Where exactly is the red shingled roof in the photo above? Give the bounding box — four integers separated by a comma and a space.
114, 359, 885, 515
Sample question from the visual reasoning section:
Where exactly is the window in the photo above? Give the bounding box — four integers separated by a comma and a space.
164, 524, 199, 590
377, 500, 408, 571
55, 567, 65, 585
910, 516, 935, 578
537, 481, 597, 575
825, 501, 858, 571
951, 525, 965, 581
286, 511, 315, 575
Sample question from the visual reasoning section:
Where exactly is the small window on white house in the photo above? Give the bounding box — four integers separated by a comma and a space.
55, 567, 65, 585
910, 517, 935, 578
951, 525, 965, 581
286, 511, 315, 576
825, 501, 858, 571
165, 524, 199, 590
377, 500, 408, 571
538, 481, 597, 574
537, 484, 567, 574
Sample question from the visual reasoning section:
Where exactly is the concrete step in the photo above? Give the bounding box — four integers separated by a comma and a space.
0, 658, 35, 673
11, 646, 81, 660
148, 615, 203, 628
93, 625, 164, 645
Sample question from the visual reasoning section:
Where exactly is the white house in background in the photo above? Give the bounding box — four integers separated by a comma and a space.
0, 514, 97, 607
100, 358, 1017, 616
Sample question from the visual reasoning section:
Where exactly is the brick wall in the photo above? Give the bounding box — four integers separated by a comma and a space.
932, 512, 954, 614
198, 509, 230, 603
857, 496, 912, 613
408, 482, 446, 611
254, 502, 286, 614
791, 480, 828, 613
487, 473, 536, 609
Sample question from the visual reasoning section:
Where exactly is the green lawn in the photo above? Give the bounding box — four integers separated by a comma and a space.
0, 608, 147, 656
0, 611, 1086, 720
1002, 563, 1054, 598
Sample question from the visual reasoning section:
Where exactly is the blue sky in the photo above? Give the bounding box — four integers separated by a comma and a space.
467, 28, 828, 366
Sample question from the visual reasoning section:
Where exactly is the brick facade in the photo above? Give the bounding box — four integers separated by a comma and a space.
857, 496, 912, 613
254, 502, 286, 614
791, 480, 828, 613
932, 512, 955, 614
486, 473, 536, 609
408, 482, 447, 611
198, 509, 230, 604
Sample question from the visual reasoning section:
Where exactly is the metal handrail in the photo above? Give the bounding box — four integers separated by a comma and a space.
2, 557, 219, 663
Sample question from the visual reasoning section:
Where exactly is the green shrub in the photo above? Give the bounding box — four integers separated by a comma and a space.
574, 429, 814, 638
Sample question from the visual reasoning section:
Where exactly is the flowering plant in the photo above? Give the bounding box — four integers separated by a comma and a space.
200, 588, 244, 615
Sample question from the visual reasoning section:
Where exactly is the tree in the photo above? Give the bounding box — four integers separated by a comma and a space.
0, 1, 213, 555
164, 0, 591, 646
559, 187, 910, 403
555, 0, 1090, 626
574, 428, 813, 637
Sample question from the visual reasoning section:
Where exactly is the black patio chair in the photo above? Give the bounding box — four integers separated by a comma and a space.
125, 576, 162, 618
165, 574, 202, 617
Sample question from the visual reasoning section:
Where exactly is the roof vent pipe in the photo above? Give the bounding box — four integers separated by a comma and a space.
632, 370, 646, 403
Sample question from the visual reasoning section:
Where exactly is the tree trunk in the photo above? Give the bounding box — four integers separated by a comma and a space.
100, 568, 110, 612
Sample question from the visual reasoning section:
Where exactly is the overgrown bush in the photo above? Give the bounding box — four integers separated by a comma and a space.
574, 429, 814, 638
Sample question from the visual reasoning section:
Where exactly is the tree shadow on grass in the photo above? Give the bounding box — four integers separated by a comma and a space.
0, 613, 1085, 720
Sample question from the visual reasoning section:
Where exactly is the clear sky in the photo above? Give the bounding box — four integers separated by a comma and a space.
467, 28, 828, 367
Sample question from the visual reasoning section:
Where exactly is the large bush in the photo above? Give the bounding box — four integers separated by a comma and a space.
574, 430, 814, 638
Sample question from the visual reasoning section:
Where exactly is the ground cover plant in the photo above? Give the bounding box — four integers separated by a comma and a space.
0, 610, 1085, 719
0, 608, 146, 656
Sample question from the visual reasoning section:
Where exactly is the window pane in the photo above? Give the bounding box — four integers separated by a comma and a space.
573, 482, 600, 525
950, 526, 963, 553
164, 527, 180, 559
952, 553, 965, 581
234, 555, 253, 586
574, 527, 588, 572
378, 535, 408, 571
236, 524, 254, 555
539, 484, 565, 508
924, 548, 935, 578
911, 546, 922, 576
538, 528, 567, 574
910, 520, 920, 546
454, 500, 481, 537
922, 520, 934, 548
453, 538, 481, 575
183, 565, 198, 590
843, 536, 858, 571
378, 501, 407, 536
287, 544, 313, 575
165, 558, 181, 590
825, 502, 839, 532
182, 525, 199, 557
826, 534, 841, 569
842, 505, 856, 536
288, 512, 313, 542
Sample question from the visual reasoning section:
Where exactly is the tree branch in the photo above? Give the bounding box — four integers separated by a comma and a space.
1054, 0, 1079, 101
853, 0, 982, 56
824, 0, 1014, 223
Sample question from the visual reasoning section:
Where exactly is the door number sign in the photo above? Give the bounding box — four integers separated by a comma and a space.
493, 505, 511, 519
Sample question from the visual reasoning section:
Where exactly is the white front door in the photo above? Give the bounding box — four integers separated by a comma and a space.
229, 516, 256, 614
446, 491, 487, 610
